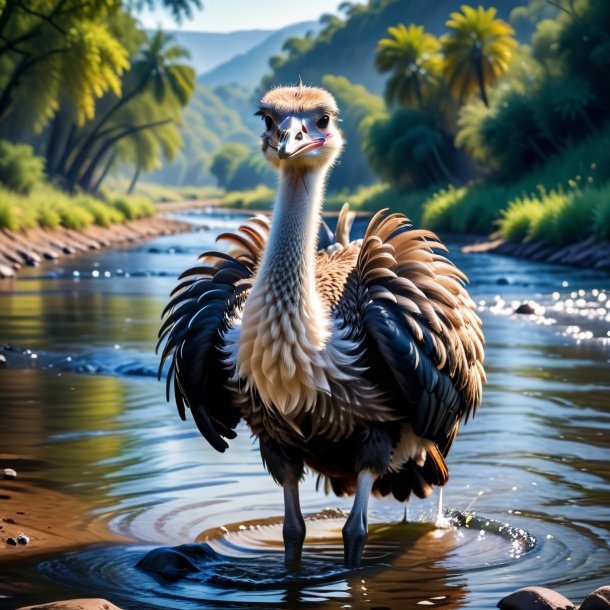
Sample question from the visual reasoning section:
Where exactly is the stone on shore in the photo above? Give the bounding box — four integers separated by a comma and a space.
16, 599, 123, 610
498, 587, 575, 609
580, 587, 610, 610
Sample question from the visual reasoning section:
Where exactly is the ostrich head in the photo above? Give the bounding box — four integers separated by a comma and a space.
257, 84, 344, 171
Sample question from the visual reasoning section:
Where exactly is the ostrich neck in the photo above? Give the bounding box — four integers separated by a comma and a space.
235, 162, 335, 415
257, 164, 328, 312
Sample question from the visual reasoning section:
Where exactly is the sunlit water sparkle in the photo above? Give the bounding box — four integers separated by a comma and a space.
0, 210, 609, 609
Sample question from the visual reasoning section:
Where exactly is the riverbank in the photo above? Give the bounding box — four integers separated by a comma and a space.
0, 458, 125, 564
0, 215, 192, 278
463, 236, 610, 271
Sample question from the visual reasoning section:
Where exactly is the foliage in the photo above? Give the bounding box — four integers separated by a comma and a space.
221, 185, 275, 210
592, 185, 610, 241
210, 143, 274, 191
110, 195, 156, 220
441, 5, 517, 106
144, 83, 259, 187
327, 182, 432, 224
375, 24, 442, 107
497, 187, 602, 245
0, 140, 45, 194
130, 182, 223, 202
321, 75, 385, 191
0, 4, 196, 194
364, 107, 457, 189
0, 184, 154, 230
262, 0, 521, 94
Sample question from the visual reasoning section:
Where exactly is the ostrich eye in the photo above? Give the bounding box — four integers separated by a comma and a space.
264, 115, 274, 131
316, 114, 330, 130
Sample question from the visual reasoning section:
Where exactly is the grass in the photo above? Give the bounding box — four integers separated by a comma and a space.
0, 185, 156, 231
129, 182, 224, 203
497, 185, 610, 245
422, 125, 610, 242
221, 185, 275, 210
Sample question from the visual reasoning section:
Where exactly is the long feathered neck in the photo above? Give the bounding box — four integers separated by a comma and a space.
258, 164, 327, 322
236, 163, 332, 417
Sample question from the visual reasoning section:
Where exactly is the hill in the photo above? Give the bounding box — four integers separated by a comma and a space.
199, 21, 322, 88
166, 29, 272, 75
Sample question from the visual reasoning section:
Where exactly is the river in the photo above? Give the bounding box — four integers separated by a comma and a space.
0, 210, 609, 609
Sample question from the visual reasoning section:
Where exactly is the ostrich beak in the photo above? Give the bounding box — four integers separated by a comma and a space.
277, 116, 325, 160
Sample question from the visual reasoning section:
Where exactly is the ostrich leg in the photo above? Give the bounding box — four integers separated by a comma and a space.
283, 480, 306, 567
342, 469, 376, 568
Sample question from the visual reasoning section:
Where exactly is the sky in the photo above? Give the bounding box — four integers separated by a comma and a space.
138, 0, 367, 33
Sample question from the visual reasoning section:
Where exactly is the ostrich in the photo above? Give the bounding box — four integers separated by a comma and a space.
158, 85, 485, 568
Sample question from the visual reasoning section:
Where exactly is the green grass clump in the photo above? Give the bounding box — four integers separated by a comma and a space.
222, 185, 275, 210
326, 183, 433, 225
0, 185, 155, 231
128, 182, 224, 203
497, 194, 548, 243
110, 196, 156, 220
422, 184, 517, 234
421, 187, 467, 232
497, 186, 605, 246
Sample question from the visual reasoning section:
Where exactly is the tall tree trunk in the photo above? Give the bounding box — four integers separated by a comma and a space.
127, 164, 141, 194
45, 110, 64, 174
76, 118, 172, 191
92, 149, 117, 194
64, 76, 150, 187
475, 57, 489, 107
430, 144, 457, 185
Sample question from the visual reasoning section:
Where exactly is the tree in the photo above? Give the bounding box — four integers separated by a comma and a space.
364, 108, 458, 188
61, 29, 194, 190
375, 23, 442, 108
441, 5, 516, 106
0, 1, 130, 129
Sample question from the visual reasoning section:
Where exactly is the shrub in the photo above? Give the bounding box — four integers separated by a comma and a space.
497, 195, 545, 242
0, 141, 45, 194
421, 187, 467, 232
222, 185, 275, 210
110, 196, 155, 220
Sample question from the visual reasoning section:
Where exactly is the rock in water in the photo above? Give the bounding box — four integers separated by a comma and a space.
15, 599, 123, 610
136, 545, 200, 581
3, 468, 17, 479
514, 302, 536, 315
498, 587, 575, 609
581, 587, 610, 609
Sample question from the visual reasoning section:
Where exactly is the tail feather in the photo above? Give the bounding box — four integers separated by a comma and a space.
375, 448, 448, 502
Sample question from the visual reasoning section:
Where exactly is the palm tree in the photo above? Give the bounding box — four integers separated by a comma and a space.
64, 29, 194, 189
441, 5, 516, 107
376, 24, 442, 108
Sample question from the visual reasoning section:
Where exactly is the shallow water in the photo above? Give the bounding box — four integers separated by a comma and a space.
0, 211, 609, 609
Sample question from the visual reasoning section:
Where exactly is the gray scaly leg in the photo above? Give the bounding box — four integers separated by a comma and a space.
342, 469, 376, 568
283, 480, 306, 568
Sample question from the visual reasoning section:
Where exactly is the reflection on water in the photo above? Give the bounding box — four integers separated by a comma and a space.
0, 211, 609, 609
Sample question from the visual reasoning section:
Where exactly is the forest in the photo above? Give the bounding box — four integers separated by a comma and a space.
0, 0, 609, 247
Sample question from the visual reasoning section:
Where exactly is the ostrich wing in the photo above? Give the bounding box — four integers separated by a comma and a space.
357, 209, 485, 449
157, 216, 270, 452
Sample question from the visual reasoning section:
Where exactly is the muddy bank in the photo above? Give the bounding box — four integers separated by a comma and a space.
0, 458, 126, 563
462, 236, 610, 270
0, 215, 192, 278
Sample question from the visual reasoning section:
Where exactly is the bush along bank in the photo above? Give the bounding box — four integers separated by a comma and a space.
0, 187, 191, 278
